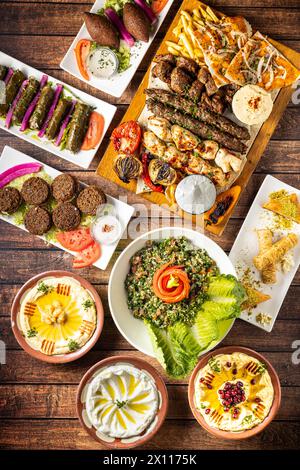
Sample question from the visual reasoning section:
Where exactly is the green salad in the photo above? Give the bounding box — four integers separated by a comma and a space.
125, 237, 246, 379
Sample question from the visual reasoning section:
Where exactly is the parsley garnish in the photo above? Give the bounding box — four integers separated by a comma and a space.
116, 400, 127, 409
27, 327, 38, 338
208, 357, 221, 373
82, 299, 94, 311
68, 339, 80, 352
37, 282, 53, 295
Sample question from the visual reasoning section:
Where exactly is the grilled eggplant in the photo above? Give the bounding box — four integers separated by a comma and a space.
29, 84, 54, 130
65, 102, 91, 153
13, 77, 39, 123
0, 65, 7, 81
0, 69, 26, 116
46, 97, 71, 140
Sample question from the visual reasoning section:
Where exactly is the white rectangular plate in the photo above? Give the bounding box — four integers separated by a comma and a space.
229, 175, 300, 332
60, 0, 174, 98
0, 145, 135, 269
0, 51, 116, 169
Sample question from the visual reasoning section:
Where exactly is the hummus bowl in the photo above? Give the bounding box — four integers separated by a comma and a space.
188, 346, 281, 439
11, 270, 104, 363
76, 355, 168, 449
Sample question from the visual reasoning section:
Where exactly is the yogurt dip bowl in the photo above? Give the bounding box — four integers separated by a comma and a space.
11, 270, 104, 363
188, 346, 281, 440
77, 355, 168, 449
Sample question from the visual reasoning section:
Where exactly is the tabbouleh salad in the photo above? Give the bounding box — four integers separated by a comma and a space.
125, 237, 219, 328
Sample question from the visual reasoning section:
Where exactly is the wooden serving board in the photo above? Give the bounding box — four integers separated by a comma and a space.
97, 0, 300, 236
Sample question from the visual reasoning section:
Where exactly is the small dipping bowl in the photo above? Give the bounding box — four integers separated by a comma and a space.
87, 47, 119, 80
175, 174, 216, 215
91, 203, 122, 245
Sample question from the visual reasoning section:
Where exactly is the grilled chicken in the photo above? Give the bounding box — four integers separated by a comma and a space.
148, 116, 172, 141
171, 125, 199, 151
143, 130, 166, 157
146, 98, 247, 154
187, 155, 227, 187
145, 89, 250, 141
215, 148, 242, 173
164, 145, 188, 169
194, 140, 219, 160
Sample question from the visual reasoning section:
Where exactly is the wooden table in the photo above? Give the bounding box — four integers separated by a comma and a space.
0, 0, 299, 451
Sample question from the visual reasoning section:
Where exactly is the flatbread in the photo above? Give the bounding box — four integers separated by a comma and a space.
194, 16, 252, 87
225, 31, 300, 91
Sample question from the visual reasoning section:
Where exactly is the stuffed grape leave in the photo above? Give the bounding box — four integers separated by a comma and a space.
29, 84, 54, 130
66, 102, 91, 153
45, 97, 71, 140
0, 65, 7, 81
13, 77, 40, 123
0, 70, 26, 116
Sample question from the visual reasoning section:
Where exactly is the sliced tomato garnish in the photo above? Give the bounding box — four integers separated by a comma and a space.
81, 112, 104, 151
56, 228, 93, 252
111, 121, 142, 154
72, 241, 101, 269
74, 39, 91, 81
151, 0, 169, 14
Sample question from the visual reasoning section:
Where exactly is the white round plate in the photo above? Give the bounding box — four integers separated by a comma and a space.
108, 227, 237, 357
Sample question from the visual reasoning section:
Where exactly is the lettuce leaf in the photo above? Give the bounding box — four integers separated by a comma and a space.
207, 274, 246, 306
191, 312, 219, 350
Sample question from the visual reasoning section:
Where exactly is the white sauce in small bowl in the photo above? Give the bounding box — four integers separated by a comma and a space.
91, 214, 122, 245
175, 174, 217, 215
87, 47, 118, 79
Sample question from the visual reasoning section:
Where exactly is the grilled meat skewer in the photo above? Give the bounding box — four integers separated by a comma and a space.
145, 88, 250, 141
146, 98, 247, 154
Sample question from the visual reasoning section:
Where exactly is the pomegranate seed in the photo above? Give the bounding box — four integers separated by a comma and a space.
207, 384, 212, 390
255, 397, 261, 403
251, 379, 256, 385
226, 362, 231, 367
237, 381, 243, 387
205, 408, 210, 414
232, 369, 237, 375
224, 407, 229, 412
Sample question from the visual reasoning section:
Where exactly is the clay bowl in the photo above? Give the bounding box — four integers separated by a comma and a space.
188, 346, 281, 440
11, 270, 104, 364
77, 355, 168, 449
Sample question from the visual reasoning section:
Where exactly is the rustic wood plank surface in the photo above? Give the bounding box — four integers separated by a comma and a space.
0, 0, 299, 450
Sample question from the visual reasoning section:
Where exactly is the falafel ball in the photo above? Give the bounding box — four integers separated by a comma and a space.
76, 185, 107, 216
21, 177, 50, 205
52, 202, 81, 231
0, 187, 22, 214
24, 206, 52, 235
51, 173, 78, 202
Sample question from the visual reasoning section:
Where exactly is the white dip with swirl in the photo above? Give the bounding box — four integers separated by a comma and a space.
85, 363, 159, 438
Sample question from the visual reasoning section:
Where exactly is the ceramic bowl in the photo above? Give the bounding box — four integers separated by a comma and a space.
77, 355, 168, 449
188, 346, 281, 440
11, 270, 104, 363
108, 227, 237, 357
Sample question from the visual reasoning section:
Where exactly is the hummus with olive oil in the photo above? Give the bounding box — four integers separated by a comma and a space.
195, 352, 274, 432
18, 276, 96, 355
85, 364, 159, 439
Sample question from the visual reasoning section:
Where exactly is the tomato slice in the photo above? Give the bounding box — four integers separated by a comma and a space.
81, 112, 104, 151
111, 121, 142, 154
56, 228, 93, 252
151, 0, 169, 14
74, 39, 91, 81
72, 241, 101, 269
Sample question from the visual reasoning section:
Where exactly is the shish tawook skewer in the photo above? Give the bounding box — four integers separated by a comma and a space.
253, 233, 298, 271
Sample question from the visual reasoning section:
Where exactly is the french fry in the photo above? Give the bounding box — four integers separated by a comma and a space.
179, 33, 194, 58
167, 46, 180, 56
206, 6, 219, 22
165, 41, 183, 52
181, 10, 193, 22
